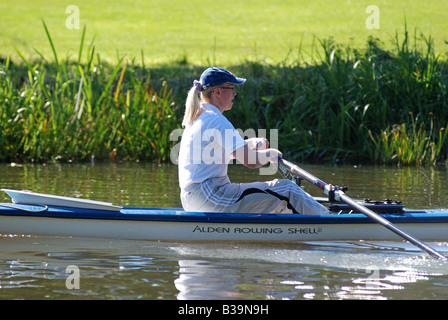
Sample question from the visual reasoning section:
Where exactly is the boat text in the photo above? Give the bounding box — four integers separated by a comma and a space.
192, 225, 323, 235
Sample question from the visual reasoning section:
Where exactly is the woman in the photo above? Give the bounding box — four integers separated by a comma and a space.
178, 67, 328, 215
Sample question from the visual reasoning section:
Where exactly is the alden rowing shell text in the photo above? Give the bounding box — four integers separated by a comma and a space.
192, 225, 323, 235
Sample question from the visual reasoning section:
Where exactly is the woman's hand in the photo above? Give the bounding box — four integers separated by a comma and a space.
233, 145, 282, 168
246, 137, 269, 150
261, 148, 282, 163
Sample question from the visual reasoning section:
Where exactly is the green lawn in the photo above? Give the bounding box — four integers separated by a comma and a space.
1, 0, 447, 65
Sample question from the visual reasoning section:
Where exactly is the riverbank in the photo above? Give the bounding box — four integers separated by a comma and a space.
3, 1, 447, 66
1, 25, 447, 165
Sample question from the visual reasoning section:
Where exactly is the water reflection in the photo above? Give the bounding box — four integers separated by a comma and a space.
175, 260, 249, 299
1, 236, 448, 300
0, 236, 180, 299
173, 257, 448, 300
168, 241, 448, 300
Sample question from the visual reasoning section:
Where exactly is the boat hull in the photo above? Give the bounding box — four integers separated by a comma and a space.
1, 204, 448, 242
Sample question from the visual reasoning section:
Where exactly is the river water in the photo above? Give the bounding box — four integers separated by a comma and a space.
1, 162, 448, 300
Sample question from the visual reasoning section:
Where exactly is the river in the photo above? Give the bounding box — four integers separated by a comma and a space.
1, 162, 448, 300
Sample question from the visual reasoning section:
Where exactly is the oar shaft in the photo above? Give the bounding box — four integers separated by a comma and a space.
337, 191, 447, 260
278, 158, 447, 260
280, 159, 330, 193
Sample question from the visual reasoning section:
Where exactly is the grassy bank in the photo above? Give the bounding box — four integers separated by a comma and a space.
1, 23, 447, 165
3, 0, 448, 65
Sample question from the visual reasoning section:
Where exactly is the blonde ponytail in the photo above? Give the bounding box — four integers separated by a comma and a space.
182, 86, 201, 128
182, 85, 214, 128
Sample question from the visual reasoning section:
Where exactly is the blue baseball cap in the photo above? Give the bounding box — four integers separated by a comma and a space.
194, 67, 246, 92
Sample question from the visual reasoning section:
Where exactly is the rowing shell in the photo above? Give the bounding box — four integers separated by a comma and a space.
1, 189, 448, 242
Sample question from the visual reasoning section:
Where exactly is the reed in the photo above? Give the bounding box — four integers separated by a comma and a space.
0, 21, 179, 163
1, 23, 447, 165
369, 115, 448, 166
226, 27, 448, 165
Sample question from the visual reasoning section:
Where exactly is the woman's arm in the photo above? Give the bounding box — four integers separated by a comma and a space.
232, 144, 282, 169
245, 137, 269, 150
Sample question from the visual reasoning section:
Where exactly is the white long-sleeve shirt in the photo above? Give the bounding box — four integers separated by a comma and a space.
178, 103, 247, 190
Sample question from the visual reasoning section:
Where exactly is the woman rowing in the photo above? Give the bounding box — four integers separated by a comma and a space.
178, 67, 328, 215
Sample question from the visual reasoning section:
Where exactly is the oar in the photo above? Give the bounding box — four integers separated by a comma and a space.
278, 158, 447, 261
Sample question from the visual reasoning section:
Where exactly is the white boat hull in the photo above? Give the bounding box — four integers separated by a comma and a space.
1, 204, 448, 242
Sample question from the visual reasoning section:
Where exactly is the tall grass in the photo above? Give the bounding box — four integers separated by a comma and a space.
226, 27, 448, 165
0, 21, 178, 163
369, 115, 448, 166
1, 23, 447, 165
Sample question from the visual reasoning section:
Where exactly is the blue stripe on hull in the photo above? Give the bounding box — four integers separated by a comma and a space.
1, 204, 448, 225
